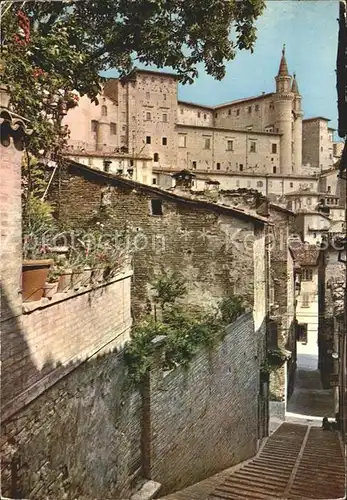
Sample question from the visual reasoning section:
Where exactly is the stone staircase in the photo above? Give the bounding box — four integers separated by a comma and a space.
159, 422, 345, 500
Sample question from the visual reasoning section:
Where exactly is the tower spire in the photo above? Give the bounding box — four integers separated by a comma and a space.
278, 44, 289, 77
291, 72, 299, 95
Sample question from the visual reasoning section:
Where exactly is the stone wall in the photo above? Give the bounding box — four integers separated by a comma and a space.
49, 163, 266, 319
144, 313, 260, 495
1, 350, 142, 500
318, 246, 346, 387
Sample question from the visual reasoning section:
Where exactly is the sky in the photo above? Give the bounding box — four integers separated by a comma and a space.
106, 1, 340, 134
177, 0, 339, 130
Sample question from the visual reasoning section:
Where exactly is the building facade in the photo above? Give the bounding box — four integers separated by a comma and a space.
63, 47, 336, 192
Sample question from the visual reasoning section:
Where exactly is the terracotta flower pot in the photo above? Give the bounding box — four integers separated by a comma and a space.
44, 281, 59, 299
22, 259, 53, 302
82, 267, 92, 287
71, 270, 84, 290
57, 269, 72, 292
91, 268, 104, 284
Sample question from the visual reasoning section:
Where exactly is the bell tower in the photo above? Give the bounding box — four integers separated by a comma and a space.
274, 45, 294, 175
292, 73, 303, 173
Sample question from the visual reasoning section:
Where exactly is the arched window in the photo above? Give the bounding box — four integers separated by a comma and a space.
154, 153, 159, 162
101, 105, 107, 117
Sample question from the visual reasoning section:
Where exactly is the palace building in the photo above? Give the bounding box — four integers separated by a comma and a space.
64, 47, 341, 196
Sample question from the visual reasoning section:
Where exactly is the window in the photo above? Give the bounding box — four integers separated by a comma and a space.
192, 161, 197, 169
204, 137, 211, 149
153, 153, 159, 162
215, 112, 218, 118
152, 178, 157, 185
163, 94, 166, 100
146, 111, 152, 121
290, 182, 293, 188
178, 134, 187, 148
239, 164, 244, 172
122, 125, 127, 131
162, 137, 167, 146
91, 120, 98, 133
273, 166, 277, 173
248, 106, 252, 114
180, 108, 184, 114
236, 109, 240, 116
162, 113, 168, 122
250, 141, 256, 153
216, 163, 221, 170
257, 181, 263, 187
198, 112, 201, 118
110, 122, 117, 135
307, 197, 312, 205
146, 92, 150, 99
228, 109, 231, 115
227, 140, 234, 151
204, 114, 207, 120
255, 104, 259, 112
327, 186, 331, 193
101, 105, 107, 116
272, 143, 277, 154
301, 293, 310, 308
330, 154, 333, 159
150, 199, 163, 216
302, 268, 313, 281
321, 146, 323, 152
146, 136, 151, 144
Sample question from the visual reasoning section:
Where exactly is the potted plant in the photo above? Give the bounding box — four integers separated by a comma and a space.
22, 193, 55, 302
44, 267, 60, 299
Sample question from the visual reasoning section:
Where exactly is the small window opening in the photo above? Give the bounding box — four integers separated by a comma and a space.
154, 153, 159, 162
151, 199, 163, 215
162, 137, 167, 146
146, 136, 151, 144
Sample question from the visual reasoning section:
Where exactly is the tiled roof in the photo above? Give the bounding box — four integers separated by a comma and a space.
0, 108, 32, 135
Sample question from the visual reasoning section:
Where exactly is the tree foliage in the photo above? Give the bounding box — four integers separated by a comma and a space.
1, 0, 265, 155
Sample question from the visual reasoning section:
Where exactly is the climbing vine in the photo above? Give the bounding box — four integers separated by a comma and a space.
260, 348, 290, 379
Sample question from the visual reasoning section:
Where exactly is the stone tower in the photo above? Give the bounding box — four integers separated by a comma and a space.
291, 73, 303, 174
274, 46, 294, 175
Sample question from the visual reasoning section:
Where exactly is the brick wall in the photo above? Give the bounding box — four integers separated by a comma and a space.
144, 313, 259, 495
0, 143, 23, 320
1, 350, 142, 500
2, 272, 132, 420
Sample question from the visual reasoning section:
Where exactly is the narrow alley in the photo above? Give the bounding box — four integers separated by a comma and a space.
158, 345, 346, 500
